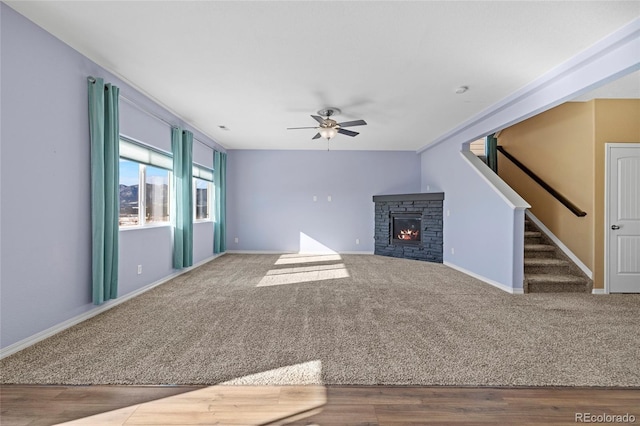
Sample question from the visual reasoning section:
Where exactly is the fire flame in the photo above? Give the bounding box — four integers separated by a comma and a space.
398, 229, 419, 240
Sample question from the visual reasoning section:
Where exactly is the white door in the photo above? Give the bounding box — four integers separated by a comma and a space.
607, 144, 640, 293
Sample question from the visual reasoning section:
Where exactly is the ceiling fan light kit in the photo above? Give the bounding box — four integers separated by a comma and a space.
319, 126, 338, 140
287, 107, 367, 141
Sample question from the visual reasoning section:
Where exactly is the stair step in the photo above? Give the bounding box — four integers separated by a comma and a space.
524, 258, 570, 266
524, 231, 543, 244
524, 258, 571, 274
526, 274, 590, 293
522, 216, 592, 293
526, 274, 585, 284
525, 244, 555, 251
524, 244, 556, 258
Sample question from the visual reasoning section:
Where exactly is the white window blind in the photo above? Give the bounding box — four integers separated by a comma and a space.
120, 137, 172, 170
193, 164, 214, 182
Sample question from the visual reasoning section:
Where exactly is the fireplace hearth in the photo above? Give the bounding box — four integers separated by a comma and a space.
373, 193, 444, 263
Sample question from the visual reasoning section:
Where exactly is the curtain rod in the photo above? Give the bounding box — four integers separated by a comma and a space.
88, 76, 214, 150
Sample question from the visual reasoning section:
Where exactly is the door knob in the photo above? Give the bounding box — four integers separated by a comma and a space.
611, 225, 620, 230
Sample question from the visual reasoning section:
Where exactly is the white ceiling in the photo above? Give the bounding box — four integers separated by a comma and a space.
6, 1, 640, 151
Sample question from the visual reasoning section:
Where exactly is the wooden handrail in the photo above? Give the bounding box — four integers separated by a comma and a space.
496, 146, 587, 217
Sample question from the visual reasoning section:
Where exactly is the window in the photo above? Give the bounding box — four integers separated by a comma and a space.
119, 159, 141, 226
469, 138, 486, 157
193, 164, 214, 222
119, 138, 172, 228
145, 165, 170, 223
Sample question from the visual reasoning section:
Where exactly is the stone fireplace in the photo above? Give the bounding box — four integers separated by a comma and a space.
372, 193, 444, 262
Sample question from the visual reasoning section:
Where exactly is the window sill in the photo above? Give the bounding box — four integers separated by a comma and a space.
194, 219, 214, 224
119, 223, 172, 232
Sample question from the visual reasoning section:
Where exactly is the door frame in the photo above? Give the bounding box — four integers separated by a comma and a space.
604, 143, 640, 294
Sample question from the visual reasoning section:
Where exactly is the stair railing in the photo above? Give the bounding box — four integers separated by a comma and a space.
496, 146, 587, 217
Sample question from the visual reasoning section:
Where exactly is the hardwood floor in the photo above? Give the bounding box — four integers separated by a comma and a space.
1, 385, 639, 425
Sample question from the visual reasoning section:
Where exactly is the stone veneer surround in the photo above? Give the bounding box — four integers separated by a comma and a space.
373, 193, 444, 263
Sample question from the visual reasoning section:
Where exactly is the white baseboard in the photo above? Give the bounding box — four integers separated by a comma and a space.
592, 288, 607, 295
0, 253, 225, 360
526, 211, 593, 279
444, 261, 524, 294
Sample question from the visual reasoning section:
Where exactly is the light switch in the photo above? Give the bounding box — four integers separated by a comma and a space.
313, 195, 317, 202
328, 195, 332, 202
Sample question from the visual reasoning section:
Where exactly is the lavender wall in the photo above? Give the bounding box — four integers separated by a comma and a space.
421, 144, 527, 292
226, 150, 421, 253
0, 4, 222, 349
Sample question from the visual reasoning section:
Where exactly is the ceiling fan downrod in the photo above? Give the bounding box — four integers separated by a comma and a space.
318, 107, 341, 118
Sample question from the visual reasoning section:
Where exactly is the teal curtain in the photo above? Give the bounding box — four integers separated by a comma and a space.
88, 77, 119, 305
486, 133, 498, 173
172, 127, 193, 268
214, 151, 227, 254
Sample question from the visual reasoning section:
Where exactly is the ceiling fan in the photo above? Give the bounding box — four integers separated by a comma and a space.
287, 108, 367, 140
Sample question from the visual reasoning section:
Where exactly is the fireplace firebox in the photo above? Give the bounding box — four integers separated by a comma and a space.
391, 213, 421, 245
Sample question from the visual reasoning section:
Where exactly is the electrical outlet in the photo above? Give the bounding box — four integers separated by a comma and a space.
313, 195, 317, 202
447, 209, 450, 217
356, 238, 360, 245
426, 185, 431, 190
234, 237, 239, 243
327, 195, 332, 202
137, 265, 142, 275
451, 248, 455, 255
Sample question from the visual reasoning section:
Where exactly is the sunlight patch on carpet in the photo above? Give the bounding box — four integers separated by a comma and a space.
257, 265, 350, 287
261, 252, 350, 287
275, 253, 342, 265
267, 263, 348, 275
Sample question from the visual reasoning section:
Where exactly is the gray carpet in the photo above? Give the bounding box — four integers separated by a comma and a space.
2, 254, 639, 386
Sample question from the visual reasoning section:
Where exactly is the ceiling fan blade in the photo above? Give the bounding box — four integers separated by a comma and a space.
311, 115, 326, 125
338, 119, 367, 127
338, 128, 359, 137
287, 127, 318, 130
312, 133, 322, 140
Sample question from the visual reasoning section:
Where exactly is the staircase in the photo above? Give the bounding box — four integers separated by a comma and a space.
524, 217, 592, 293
